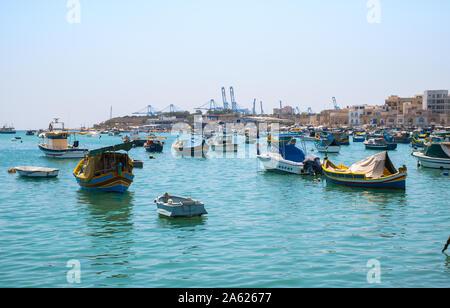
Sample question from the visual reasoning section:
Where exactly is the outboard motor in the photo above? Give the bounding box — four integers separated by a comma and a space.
312, 156, 323, 175
304, 154, 322, 176
73, 140, 79, 148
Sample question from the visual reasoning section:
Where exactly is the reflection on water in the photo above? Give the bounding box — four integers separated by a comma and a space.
156, 215, 207, 231
76, 190, 136, 282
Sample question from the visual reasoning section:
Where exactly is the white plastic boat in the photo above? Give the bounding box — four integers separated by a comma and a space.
258, 152, 308, 174
412, 143, 450, 169
210, 134, 239, 153
14, 166, 59, 178
154, 193, 207, 218
257, 134, 322, 175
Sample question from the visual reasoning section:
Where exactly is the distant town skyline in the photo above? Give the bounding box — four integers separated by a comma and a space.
1, 0, 450, 129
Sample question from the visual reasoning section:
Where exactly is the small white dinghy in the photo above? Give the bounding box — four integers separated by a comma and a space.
154, 193, 207, 218
14, 166, 59, 178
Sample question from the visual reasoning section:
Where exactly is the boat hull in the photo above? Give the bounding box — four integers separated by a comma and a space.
353, 136, 365, 142
75, 172, 134, 193
257, 154, 306, 175
144, 144, 163, 153
39, 144, 88, 159
211, 143, 238, 152
156, 203, 208, 217
0, 131, 16, 134
412, 152, 450, 169
316, 145, 340, 153
364, 143, 397, 150
173, 145, 209, 157
15, 168, 59, 178
323, 170, 406, 190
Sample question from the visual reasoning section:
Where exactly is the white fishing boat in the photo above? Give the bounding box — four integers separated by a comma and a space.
154, 193, 208, 218
14, 166, 59, 178
257, 134, 322, 175
38, 119, 88, 159
412, 142, 450, 169
210, 134, 239, 152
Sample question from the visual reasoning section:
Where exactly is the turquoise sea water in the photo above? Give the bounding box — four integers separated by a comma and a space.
0, 132, 448, 288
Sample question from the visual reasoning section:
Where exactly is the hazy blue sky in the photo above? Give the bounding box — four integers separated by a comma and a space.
1, 0, 450, 129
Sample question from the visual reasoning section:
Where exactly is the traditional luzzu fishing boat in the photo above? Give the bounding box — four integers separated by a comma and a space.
392, 132, 411, 144
73, 142, 135, 193
315, 134, 341, 153
322, 151, 407, 190
257, 134, 322, 175
410, 136, 426, 148
412, 142, 450, 169
38, 119, 88, 159
364, 137, 397, 150
335, 133, 350, 145
172, 135, 209, 157
352, 132, 366, 142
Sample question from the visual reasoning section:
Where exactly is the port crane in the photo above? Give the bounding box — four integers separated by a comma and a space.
195, 99, 221, 112
132, 105, 161, 116
222, 87, 229, 110
332, 97, 340, 110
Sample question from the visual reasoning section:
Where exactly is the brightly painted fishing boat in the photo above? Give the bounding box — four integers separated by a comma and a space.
73, 142, 135, 193
322, 151, 407, 190
336, 134, 350, 145
412, 142, 450, 169
353, 134, 366, 142
410, 136, 425, 148
392, 132, 411, 144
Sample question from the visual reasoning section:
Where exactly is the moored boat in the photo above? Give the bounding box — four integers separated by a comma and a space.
392, 132, 411, 144
364, 138, 397, 150
410, 136, 425, 148
73, 142, 135, 193
412, 142, 450, 169
257, 134, 322, 175
315, 134, 341, 153
172, 135, 209, 157
14, 166, 59, 178
0, 125, 16, 134
352, 133, 366, 142
154, 193, 207, 218
38, 119, 88, 159
144, 139, 164, 153
322, 151, 407, 190
210, 134, 239, 153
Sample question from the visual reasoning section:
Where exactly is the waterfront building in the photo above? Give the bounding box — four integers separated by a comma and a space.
423, 90, 450, 115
